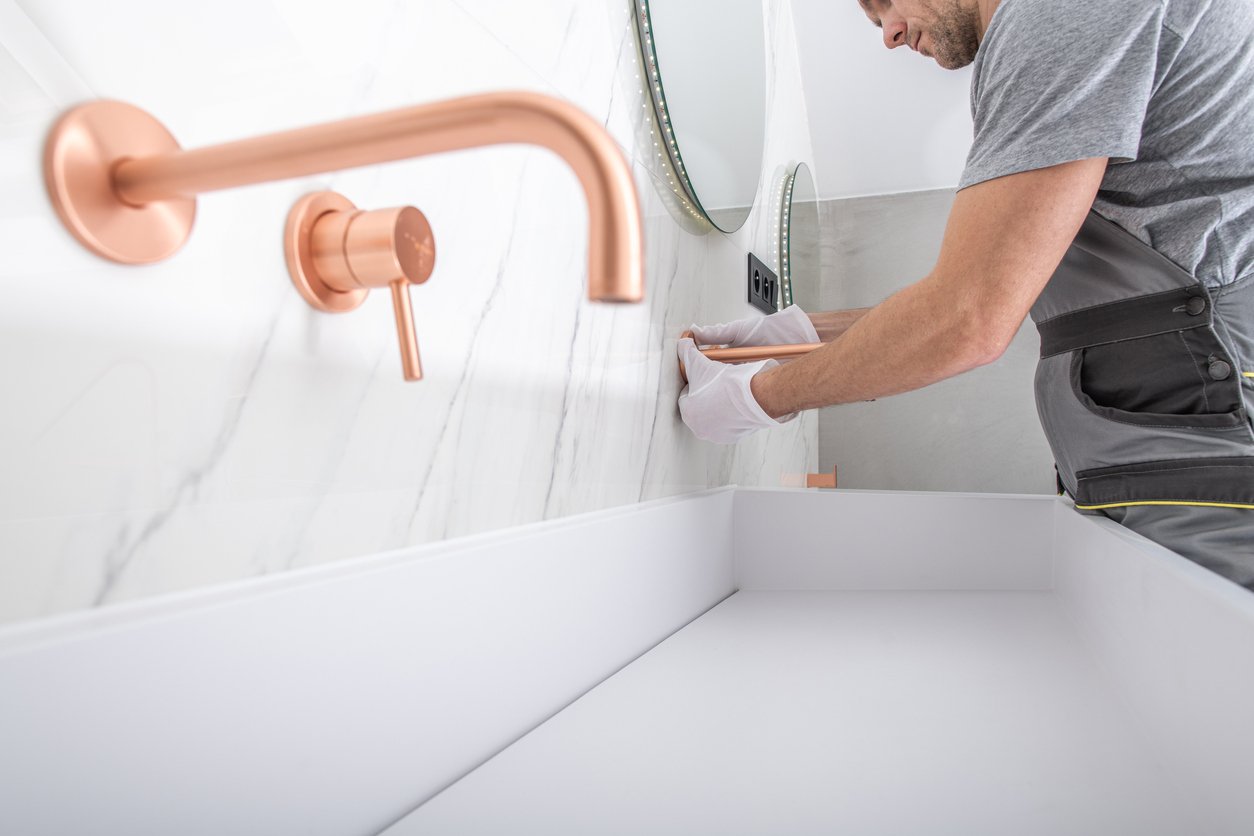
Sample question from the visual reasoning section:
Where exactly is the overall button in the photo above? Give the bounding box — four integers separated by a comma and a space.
1185, 296, 1207, 316
1208, 358, 1233, 380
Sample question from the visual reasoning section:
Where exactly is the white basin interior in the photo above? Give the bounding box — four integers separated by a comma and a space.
391, 589, 1192, 836
1, 489, 1251, 836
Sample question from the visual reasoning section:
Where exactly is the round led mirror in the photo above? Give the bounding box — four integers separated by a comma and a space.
777, 162, 821, 311
634, 0, 767, 233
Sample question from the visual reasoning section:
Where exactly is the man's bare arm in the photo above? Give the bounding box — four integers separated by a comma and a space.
753, 158, 1108, 417
808, 308, 874, 343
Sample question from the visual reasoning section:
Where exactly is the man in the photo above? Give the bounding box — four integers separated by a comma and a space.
678, 0, 1254, 588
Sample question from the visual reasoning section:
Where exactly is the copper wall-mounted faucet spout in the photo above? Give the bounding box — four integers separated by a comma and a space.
46, 92, 643, 302
44, 92, 645, 379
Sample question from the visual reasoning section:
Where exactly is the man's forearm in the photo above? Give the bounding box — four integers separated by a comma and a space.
748, 160, 1106, 420
808, 308, 873, 343
753, 274, 1005, 417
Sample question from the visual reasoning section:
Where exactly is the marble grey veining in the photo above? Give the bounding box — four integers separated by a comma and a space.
0, 0, 817, 624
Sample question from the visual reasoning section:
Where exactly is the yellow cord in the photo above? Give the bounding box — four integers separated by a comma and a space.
1076, 500, 1254, 511
1244, 371, 1254, 378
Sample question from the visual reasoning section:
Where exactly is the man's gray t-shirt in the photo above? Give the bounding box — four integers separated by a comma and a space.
959, 0, 1254, 289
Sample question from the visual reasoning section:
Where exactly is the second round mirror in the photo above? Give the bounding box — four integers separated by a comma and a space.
777, 162, 821, 312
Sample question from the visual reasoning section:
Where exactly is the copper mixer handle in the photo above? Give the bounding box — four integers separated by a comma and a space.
389, 279, 423, 382
285, 193, 434, 381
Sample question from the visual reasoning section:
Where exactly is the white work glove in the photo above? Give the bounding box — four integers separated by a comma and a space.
689, 304, 819, 348
677, 339, 797, 444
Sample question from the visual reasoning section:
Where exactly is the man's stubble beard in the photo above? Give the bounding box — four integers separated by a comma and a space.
925, 0, 982, 69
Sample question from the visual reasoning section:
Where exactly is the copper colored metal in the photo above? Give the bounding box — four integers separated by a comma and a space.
390, 278, 422, 382
44, 91, 643, 304
697, 343, 822, 364
284, 191, 435, 382
677, 335, 823, 383
284, 191, 366, 313
806, 468, 838, 489
43, 101, 195, 264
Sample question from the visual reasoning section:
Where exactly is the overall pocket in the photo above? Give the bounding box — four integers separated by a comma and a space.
1069, 326, 1248, 430
1074, 456, 1254, 510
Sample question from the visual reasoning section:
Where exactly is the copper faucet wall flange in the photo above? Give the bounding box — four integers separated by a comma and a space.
44, 101, 195, 264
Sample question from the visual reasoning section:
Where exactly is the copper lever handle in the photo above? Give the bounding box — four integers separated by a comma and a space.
285, 192, 434, 381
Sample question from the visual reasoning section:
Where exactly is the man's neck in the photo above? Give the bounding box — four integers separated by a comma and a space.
976, 0, 1003, 41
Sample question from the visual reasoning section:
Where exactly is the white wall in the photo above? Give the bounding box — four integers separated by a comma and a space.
0, 0, 817, 625
791, 0, 973, 199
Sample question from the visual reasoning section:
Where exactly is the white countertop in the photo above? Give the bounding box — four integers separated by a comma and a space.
387, 589, 1190, 835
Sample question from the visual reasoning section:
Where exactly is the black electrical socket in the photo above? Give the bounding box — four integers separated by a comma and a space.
746, 252, 778, 314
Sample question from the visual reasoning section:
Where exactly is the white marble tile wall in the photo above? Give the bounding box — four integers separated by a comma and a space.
0, 0, 817, 624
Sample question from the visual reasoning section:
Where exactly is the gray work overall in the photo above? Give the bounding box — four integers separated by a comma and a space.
1032, 211, 1254, 589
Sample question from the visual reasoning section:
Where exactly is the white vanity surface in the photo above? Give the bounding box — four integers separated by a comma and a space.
1, 488, 1251, 836
387, 589, 1186, 835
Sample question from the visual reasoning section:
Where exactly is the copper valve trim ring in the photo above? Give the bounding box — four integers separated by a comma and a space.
284, 192, 434, 380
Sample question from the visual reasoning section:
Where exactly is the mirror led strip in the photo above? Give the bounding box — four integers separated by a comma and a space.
633, 1, 703, 214
779, 165, 798, 308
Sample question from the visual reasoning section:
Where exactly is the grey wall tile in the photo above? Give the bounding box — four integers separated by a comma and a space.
816, 190, 1055, 495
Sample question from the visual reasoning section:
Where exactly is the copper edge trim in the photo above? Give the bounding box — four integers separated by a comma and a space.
806, 468, 838, 489
678, 340, 823, 383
